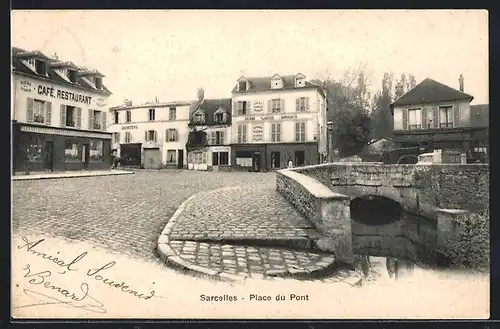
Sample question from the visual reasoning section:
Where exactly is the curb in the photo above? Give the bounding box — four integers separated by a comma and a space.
12, 170, 134, 181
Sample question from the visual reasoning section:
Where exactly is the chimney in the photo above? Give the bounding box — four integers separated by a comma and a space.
197, 88, 204, 102
459, 74, 464, 92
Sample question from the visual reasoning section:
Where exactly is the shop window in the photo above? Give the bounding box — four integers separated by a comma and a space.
271, 151, 281, 168
25, 136, 43, 162
235, 151, 252, 167
89, 140, 104, 162
65, 140, 80, 162
212, 152, 229, 166
166, 150, 177, 164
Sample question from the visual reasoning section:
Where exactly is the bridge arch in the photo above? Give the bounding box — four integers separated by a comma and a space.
350, 195, 403, 225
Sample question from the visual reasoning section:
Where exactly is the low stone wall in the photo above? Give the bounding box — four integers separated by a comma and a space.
276, 169, 354, 264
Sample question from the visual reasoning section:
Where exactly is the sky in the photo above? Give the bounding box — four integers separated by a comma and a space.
12, 10, 489, 106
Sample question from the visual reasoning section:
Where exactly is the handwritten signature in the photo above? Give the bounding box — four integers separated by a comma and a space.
14, 264, 106, 314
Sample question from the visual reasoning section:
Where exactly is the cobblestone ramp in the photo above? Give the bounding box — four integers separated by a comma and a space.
158, 186, 338, 281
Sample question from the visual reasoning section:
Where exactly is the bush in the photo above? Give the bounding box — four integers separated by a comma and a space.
451, 209, 490, 272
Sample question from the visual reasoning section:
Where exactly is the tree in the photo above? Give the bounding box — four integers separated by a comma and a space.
312, 64, 373, 158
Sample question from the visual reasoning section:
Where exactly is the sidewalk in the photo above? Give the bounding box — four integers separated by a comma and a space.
12, 169, 134, 181
157, 185, 362, 283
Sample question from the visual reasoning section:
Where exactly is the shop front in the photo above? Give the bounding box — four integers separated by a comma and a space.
13, 122, 112, 173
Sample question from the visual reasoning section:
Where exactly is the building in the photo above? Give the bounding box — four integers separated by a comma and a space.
12, 47, 113, 172
390, 75, 489, 161
230, 73, 328, 171
107, 98, 193, 169
186, 89, 232, 171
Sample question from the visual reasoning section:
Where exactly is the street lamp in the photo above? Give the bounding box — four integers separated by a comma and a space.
327, 121, 334, 162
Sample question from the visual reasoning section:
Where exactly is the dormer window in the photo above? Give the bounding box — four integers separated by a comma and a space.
238, 81, 247, 92
271, 74, 283, 89
193, 111, 205, 124
68, 70, 78, 83
95, 77, 103, 89
35, 60, 47, 76
295, 73, 306, 87
214, 108, 228, 124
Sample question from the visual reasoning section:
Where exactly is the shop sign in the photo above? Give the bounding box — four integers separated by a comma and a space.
244, 115, 296, 121
252, 124, 264, 142
281, 115, 298, 120
253, 101, 264, 113
35, 84, 92, 105
19, 80, 32, 92
121, 125, 138, 130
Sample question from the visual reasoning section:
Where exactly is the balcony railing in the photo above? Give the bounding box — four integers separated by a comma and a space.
439, 122, 454, 128
93, 122, 102, 129
66, 120, 75, 127
34, 115, 44, 123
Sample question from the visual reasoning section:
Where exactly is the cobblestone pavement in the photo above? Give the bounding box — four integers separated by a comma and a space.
12, 170, 275, 264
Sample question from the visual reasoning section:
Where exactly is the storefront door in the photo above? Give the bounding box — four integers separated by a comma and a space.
252, 152, 261, 172
44, 141, 54, 171
82, 144, 89, 169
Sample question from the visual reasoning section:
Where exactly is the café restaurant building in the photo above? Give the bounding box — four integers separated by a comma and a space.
12, 47, 113, 173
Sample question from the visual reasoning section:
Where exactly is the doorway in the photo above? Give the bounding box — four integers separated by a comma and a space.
294, 150, 305, 167
177, 149, 184, 169
44, 141, 54, 171
252, 152, 261, 172
82, 143, 89, 169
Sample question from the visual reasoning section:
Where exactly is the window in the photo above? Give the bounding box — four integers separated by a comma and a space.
295, 78, 305, 87
237, 124, 247, 143
271, 123, 281, 142
125, 131, 132, 143
439, 106, 453, 128
149, 108, 155, 121
271, 99, 281, 113
126, 110, 131, 123
68, 70, 77, 83
95, 77, 103, 89
66, 106, 76, 127
193, 111, 205, 124
408, 108, 422, 130
25, 135, 43, 162
169, 107, 176, 120
166, 129, 178, 142
146, 130, 157, 142
214, 109, 227, 124
474, 147, 487, 155
235, 151, 252, 167
271, 78, 282, 89
166, 150, 177, 164
238, 81, 246, 91
212, 152, 229, 166
35, 60, 47, 76
33, 100, 45, 123
297, 97, 308, 112
237, 101, 247, 115
64, 140, 80, 162
112, 132, 120, 144
209, 131, 225, 145
114, 111, 119, 124
93, 110, 102, 129
271, 152, 281, 168
89, 140, 103, 162
295, 122, 306, 142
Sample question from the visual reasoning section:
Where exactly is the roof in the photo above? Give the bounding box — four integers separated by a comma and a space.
110, 100, 195, 111
11, 46, 112, 95
391, 78, 474, 107
190, 98, 232, 126
470, 104, 489, 128
231, 74, 324, 96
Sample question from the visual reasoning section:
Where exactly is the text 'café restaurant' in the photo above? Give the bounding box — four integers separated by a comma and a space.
12, 47, 113, 172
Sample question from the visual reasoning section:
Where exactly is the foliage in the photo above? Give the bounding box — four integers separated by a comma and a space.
451, 209, 490, 272
312, 64, 373, 158
185, 127, 208, 152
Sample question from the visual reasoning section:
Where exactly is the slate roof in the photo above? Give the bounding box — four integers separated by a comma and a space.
11, 46, 112, 95
391, 78, 473, 107
470, 104, 489, 128
190, 98, 232, 126
231, 74, 324, 95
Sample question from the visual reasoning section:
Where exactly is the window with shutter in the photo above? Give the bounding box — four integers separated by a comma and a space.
305, 97, 310, 111
76, 108, 82, 128
402, 109, 408, 130
145, 131, 148, 141
432, 107, 439, 128
102, 111, 107, 131
88, 109, 93, 130
421, 107, 427, 129
45, 102, 52, 125
296, 98, 300, 112
61, 105, 67, 127
453, 104, 460, 127
26, 98, 34, 123
281, 99, 285, 113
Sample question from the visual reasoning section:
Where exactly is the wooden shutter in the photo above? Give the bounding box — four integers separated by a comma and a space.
433, 106, 439, 128
102, 111, 107, 131
221, 131, 225, 144
232, 102, 237, 115
26, 98, 34, 122
60, 105, 66, 127
306, 97, 310, 111
45, 102, 52, 125
268, 100, 272, 113
145, 130, 148, 141
402, 109, 408, 130
281, 99, 285, 112
75, 107, 81, 128
453, 104, 460, 127
421, 107, 427, 129
247, 101, 252, 114
154, 130, 157, 142
88, 109, 93, 129
296, 98, 300, 112
165, 129, 169, 141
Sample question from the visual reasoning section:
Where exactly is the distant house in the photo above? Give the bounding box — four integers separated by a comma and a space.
390, 75, 488, 161
359, 137, 395, 162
